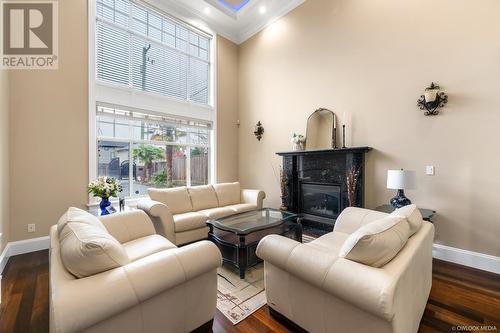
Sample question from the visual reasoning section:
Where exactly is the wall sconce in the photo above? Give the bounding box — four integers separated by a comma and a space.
254, 121, 264, 141
417, 82, 448, 116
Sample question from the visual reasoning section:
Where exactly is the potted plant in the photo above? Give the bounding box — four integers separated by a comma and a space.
88, 176, 123, 215
291, 133, 306, 151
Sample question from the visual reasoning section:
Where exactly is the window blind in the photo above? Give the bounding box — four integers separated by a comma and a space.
96, 0, 211, 105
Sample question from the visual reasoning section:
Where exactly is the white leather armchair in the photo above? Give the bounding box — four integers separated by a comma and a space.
256, 207, 435, 333
50, 209, 222, 333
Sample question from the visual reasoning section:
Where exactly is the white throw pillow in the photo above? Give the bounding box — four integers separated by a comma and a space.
58, 208, 130, 278
57, 206, 107, 236
390, 204, 423, 236
339, 215, 410, 268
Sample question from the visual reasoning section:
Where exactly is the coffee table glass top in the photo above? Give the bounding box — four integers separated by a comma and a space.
207, 208, 298, 235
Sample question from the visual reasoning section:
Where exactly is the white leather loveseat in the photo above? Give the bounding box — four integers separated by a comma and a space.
50, 207, 222, 333
138, 182, 266, 245
256, 205, 435, 333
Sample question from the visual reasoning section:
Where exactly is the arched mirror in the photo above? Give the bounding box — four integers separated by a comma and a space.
306, 108, 337, 150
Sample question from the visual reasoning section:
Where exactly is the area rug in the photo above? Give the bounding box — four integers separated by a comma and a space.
216, 234, 317, 325
216, 263, 266, 325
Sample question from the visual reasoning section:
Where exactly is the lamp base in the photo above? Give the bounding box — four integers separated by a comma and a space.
390, 189, 412, 209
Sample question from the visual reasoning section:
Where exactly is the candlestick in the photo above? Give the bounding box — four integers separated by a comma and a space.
342, 124, 346, 148
333, 127, 338, 148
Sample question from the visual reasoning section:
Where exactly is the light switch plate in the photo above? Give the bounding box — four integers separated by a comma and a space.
426, 166, 435, 176
28, 224, 36, 233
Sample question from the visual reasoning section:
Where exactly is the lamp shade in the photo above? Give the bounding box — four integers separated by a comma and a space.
386, 170, 416, 190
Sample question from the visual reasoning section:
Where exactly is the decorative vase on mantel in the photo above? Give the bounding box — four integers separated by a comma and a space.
99, 197, 111, 215
293, 142, 305, 151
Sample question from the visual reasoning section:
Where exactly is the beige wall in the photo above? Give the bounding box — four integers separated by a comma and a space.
9, 0, 89, 241
238, 0, 500, 256
0, 70, 9, 252
6, 3, 239, 242
216, 36, 239, 183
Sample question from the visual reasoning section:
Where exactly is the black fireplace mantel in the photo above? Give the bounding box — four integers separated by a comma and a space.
277, 147, 372, 157
277, 147, 372, 231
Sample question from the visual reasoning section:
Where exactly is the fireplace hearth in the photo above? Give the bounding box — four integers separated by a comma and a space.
277, 147, 371, 232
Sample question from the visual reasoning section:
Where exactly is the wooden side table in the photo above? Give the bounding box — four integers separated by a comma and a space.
375, 205, 436, 222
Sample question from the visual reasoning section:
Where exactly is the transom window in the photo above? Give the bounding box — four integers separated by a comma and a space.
95, 0, 211, 104
96, 105, 212, 197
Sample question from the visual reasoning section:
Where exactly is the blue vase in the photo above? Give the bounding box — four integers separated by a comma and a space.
99, 197, 111, 215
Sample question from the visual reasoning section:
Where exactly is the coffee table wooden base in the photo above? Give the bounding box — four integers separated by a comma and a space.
208, 221, 302, 279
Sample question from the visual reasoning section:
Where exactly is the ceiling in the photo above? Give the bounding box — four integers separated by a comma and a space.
148, 0, 305, 44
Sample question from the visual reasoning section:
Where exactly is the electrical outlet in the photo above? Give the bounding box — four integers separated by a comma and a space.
28, 224, 36, 233
426, 166, 435, 176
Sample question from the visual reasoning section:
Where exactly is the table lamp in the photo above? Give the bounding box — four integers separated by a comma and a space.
387, 169, 416, 209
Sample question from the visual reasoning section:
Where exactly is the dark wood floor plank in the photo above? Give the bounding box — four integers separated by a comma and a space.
429, 278, 500, 322
29, 265, 49, 333
1, 252, 499, 333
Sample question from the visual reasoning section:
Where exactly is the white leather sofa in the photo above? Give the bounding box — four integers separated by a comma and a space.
138, 182, 266, 246
256, 205, 435, 333
50, 207, 222, 333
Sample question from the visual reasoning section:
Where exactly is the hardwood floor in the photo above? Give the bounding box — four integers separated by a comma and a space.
0, 250, 498, 333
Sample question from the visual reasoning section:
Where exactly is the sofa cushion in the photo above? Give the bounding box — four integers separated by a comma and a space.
226, 203, 257, 214
122, 234, 176, 261
199, 207, 235, 220
148, 187, 193, 214
213, 182, 241, 206
173, 212, 208, 232
188, 185, 219, 211
58, 209, 130, 278
57, 207, 107, 236
390, 204, 423, 236
339, 215, 410, 268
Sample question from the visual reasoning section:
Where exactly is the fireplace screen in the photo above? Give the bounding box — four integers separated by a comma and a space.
301, 183, 341, 219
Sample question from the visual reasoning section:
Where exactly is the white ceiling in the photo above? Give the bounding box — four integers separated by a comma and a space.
147, 0, 305, 44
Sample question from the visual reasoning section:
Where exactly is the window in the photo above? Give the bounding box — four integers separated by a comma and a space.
96, 105, 211, 197
96, 0, 211, 104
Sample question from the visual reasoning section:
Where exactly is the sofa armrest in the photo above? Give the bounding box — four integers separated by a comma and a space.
99, 210, 156, 244
241, 189, 266, 209
51, 241, 221, 333
333, 207, 389, 234
137, 198, 176, 243
257, 234, 396, 321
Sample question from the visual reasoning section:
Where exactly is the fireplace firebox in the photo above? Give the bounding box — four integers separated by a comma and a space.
277, 147, 372, 232
301, 183, 341, 219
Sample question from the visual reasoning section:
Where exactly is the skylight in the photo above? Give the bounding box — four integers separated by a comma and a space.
218, 0, 251, 12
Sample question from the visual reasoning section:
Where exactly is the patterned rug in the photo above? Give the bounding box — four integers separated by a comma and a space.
216, 234, 317, 325
216, 263, 266, 325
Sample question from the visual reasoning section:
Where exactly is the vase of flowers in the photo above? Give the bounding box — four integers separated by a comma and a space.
88, 176, 123, 215
291, 133, 306, 151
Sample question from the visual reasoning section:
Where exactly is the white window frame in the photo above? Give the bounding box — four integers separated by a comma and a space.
88, 0, 217, 204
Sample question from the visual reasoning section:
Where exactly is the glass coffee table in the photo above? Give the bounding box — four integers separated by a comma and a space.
207, 208, 302, 279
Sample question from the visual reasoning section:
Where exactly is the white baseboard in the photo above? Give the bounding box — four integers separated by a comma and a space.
433, 244, 500, 274
0, 236, 50, 274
